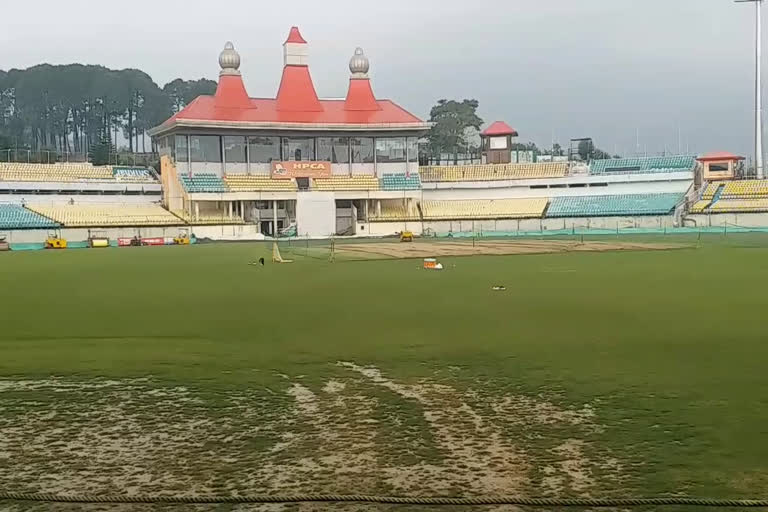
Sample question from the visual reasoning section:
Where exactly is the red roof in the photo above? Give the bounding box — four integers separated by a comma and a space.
344, 78, 381, 111
285, 26, 307, 44
697, 151, 745, 162
167, 95, 422, 126
276, 65, 322, 112
151, 26, 427, 134
214, 74, 252, 110
481, 121, 518, 137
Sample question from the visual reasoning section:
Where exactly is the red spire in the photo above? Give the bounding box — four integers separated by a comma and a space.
285, 26, 307, 44
344, 78, 381, 111
277, 26, 322, 112
214, 74, 252, 109
276, 65, 322, 112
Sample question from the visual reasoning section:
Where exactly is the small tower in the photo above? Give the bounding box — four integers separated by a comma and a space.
283, 26, 309, 66
344, 47, 380, 111
276, 26, 322, 112
214, 41, 251, 109
481, 121, 519, 164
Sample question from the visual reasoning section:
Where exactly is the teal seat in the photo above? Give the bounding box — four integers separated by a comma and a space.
590, 156, 695, 175
546, 193, 683, 217
179, 173, 228, 193
379, 172, 421, 190
0, 204, 60, 229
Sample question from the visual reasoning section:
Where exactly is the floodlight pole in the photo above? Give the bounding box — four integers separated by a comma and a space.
738, 0, 764, 178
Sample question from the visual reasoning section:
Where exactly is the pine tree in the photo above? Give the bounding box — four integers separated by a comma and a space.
89, 129, 115, 166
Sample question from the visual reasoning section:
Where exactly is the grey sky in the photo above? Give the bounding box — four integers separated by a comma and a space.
0, 0, 761, 157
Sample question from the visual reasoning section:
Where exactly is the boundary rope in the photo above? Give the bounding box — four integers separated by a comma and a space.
1, 493, 768, 507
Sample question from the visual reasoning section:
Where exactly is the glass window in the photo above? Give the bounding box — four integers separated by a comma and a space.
282, 137, 315, 161
407, 137, 419, 163
710, 163, 729, 172
189, 135, 221, 163
223, 136, 246, 164
317, 137, 349, 163
175, 135, 188, 162
490, 136, 507, 150
350, 137, 374, 164
376, 137, 406, 163
248, 136, 280, 163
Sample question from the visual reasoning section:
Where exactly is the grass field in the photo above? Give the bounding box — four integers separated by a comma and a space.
1, 234, 768, 511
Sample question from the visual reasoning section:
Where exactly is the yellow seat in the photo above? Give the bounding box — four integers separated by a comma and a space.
420, 199, 548, 220
420, 163, 568, 182
312, 176, 379, 191
27, 204, 181, 227
224, 175, 297, 191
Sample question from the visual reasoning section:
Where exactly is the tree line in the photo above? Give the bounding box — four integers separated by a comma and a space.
426, 98, 616, 164
0, 64, 216, 157
0, 64, 616, 164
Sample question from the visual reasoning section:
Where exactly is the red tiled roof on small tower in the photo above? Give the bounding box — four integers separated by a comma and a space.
344, 47, 381, 111
214, 42, 252, 110
276, 26, 322, 112
481, 121, 518, 137
697, 151, 745, 162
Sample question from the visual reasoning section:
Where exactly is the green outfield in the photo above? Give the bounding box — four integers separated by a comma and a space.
1, 234, 767, 509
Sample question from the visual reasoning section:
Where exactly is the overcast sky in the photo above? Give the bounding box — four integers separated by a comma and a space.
0, 0, 762, 157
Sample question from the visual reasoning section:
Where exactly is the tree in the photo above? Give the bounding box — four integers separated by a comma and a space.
163, 78, 217, 113
0, 63, 210, 157
578, 139, 613, 161
427, 99, 483, 165
511, 141, 539, 153
89, 129, 115, 166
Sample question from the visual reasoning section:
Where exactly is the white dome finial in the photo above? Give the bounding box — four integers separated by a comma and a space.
349, 47, 370, 78
219, 41, 241, 76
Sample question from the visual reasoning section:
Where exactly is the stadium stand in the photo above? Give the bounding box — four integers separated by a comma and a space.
172, 210, 246, 225
420, 163, 568, 182
0, 204, 59, 229
312, 175, 380, 191
379, 172, 422, 190
709, 199, 768, 213
690, 200, 711, 213
368, 200, 419, 221
589, 156, 695, 175
26, 204, 181, 227
179, 173, 228, 193
0, 163, 114, 182
701, 182, 722, 200
720, 179, 768, 198
224, 175, 297, 191
694, 180, 768, 213
546, 193, 683, 217
113, 166, 156, 183
420, 198, 548, 220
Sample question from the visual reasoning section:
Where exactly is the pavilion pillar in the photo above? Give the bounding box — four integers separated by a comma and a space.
273, 200, 278, 236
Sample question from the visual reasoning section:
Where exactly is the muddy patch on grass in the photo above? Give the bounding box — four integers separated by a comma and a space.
0, 367, 623, 505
